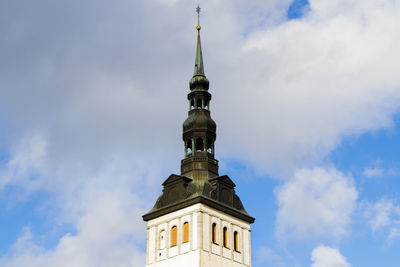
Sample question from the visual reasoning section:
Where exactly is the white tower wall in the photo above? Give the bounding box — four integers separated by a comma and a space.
146, 203, 251, 267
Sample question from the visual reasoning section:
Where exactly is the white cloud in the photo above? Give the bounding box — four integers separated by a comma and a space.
388, 228, 400, 242
362, 166, 399, 178
0, 133, 47, 192
363, 167, 384, 178
311, 245, 351, 267
365, 198, 400, 242
276, 167, 358, 241
1, 225, 145, 267
0, 134, 157, 267
0, 169, 148, 267
368, 199, 395, 231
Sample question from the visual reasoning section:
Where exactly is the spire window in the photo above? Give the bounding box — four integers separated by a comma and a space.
196, 138, 204, 152
190, 99, 195, 110
186, 139, 193, 155
206, 138, 213, 154
197, 98, 202, 109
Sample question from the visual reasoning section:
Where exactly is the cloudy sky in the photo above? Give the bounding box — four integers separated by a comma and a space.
1, 0, 400, 266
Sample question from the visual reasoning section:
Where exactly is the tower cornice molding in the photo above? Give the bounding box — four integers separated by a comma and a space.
143, 193, 255, 224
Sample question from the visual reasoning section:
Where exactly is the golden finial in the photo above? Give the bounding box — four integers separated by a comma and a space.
196, 4, 201, 31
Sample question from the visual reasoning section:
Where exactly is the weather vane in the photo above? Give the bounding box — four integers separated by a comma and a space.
196, 4, 201, 31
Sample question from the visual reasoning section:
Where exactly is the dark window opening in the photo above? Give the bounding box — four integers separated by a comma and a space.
190, 99, 195, 110
196, 138, 204, 152
204, 100, 209, 110
186, 139, 193, 155
207, 139, 213, 154
197, 98, 202, 109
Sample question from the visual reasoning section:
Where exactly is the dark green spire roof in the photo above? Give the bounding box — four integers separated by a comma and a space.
194, 31, 205, 76
190, 28, 209, 90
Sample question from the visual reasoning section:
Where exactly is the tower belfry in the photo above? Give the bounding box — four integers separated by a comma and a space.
143, 8, 254, 267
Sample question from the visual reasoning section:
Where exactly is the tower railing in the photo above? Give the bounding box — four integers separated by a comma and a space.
181, 156, 218, 165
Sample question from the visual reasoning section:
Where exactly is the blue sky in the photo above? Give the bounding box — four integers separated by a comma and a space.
1, 0, 400, 266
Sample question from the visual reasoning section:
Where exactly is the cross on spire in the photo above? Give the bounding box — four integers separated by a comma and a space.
196, 4, 201, 30
196, 5, 201, 26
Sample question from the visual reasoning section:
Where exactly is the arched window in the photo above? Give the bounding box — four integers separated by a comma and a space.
190, 99, 195, 110
159, 230, 166, 249
233, 231, 239, 252
183, 222, 189, 243
223, 227, 228, 248
196, 137, 204, 152
212, 223, 217, 244
171, 226, 177, 247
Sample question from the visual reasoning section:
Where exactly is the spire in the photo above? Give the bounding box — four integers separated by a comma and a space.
190, 5, 209, 90
194, 30, 205, 76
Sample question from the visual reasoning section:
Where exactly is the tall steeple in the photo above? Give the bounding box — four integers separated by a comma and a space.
143, 9, 254, 267
190, 5, 208, 90
144, 6, 253, 223
181, 19, 218, 180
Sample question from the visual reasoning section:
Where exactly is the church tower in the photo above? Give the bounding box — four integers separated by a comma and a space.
143, 9, 254, 267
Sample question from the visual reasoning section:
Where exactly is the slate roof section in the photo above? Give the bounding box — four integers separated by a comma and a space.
142, 174, 255, 223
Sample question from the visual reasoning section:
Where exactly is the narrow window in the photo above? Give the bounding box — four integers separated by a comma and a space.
186, 139, 193, 155
190, 99, 195, 110
223, 227, 228, 248
159, 230, 166, 249
197, 98, 202, 109
196, 137, 204, 152
207, 138, 212, 154
171, 226, 177, 247
212, 223, 217, 244
234, 231, 239, 252
183, 222, 189, 243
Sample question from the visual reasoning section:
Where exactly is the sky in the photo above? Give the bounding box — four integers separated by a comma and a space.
0, 0, 400, 266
